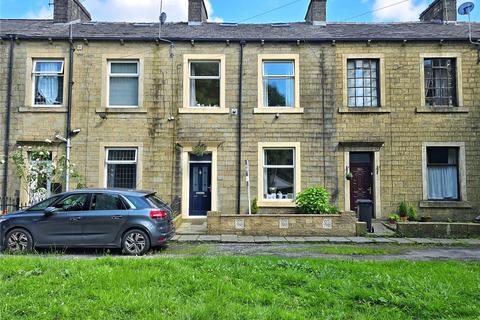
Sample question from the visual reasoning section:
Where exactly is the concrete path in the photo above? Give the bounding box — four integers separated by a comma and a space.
176, 219, 207, 235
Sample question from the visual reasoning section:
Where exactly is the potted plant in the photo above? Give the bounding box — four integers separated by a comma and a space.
251, 197, 258, 215
345, 171, 353, 180
407, 205, 417, 221
192, 142, 207, 157
388, 213, 400, 224
398, 201, 409, 222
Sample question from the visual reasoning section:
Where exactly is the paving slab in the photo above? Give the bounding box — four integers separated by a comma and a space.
372, 237, 395, 243
178, 235, 199, 242
171, 235, 181, 241
347, 237, 374, 244
408, 238, 438, 244
197, 235, 221, 242
433, 238, 460, 245
220, 235, 238, 243
391, 238, 415, 244
237, 236, 255, 243
285, 237, 306, 242
254, 236, 270, 243
304, 237, 329, 242
268, 236, 288, 242
325, 237, 352, 243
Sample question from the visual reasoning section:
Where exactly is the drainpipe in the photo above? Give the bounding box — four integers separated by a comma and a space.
2, 35, 15, 211
236, 41, 246, 214
65, 24, 75, 191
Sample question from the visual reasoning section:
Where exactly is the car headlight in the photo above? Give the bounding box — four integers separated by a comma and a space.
0, 217, 7, 223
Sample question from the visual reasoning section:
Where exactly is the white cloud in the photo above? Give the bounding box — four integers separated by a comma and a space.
371, 0, 429, 21
24, 5, 53, 19
83, 0, 222, 22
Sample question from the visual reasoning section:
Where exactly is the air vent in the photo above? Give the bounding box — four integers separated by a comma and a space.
271, 23, 290, 27
220, 23, 238, 27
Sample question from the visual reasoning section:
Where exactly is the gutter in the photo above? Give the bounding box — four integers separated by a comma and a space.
2, 35, 14, 210
236, 40, 246, 215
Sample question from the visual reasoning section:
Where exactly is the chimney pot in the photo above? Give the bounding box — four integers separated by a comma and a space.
188, 0, 208, 25
305, 0, 327, 25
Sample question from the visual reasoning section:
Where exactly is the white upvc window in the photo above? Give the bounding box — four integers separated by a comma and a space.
189, 60, 221, 108
32, 59, 64, 106
105, 148, 138, 189
108, 60, 139, 108
262, 61, 295, 108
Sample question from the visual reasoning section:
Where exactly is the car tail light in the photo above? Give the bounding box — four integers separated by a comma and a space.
150, 210, 167, 219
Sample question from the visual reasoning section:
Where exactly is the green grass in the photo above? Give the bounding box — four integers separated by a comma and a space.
0, 256, 479, 319
283, 245, 405, 255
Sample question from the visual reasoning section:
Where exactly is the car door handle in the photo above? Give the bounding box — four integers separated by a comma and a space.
70, 217, 82, 221
112, 215, 124, 220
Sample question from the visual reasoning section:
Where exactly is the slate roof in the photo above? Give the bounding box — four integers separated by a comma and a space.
1, 19, 479, 42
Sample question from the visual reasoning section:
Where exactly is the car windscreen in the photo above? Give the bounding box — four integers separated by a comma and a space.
27, 195, 62, 211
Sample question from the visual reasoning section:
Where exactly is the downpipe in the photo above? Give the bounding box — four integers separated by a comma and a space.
236, 41, 246, 215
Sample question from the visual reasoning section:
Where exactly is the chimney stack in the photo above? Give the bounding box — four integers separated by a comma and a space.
419, 0, 457, 22
188, 0, 208, 25
53, 0, 91, 23
305, 0, 327, 25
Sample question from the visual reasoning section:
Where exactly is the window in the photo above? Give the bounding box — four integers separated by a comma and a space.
90, 193, 127, 210
54, 194, 89, 211
189, 61, 221, 107
347, 59, 379, 108
27, 195, 62, 211
32, 60, 64, 106
108, 61, 139, 107
427, 147, 459, 200
424, 58, 457, 106
263, 149, 296, 200
105, 149, 138, 189
263, 61, 295, 108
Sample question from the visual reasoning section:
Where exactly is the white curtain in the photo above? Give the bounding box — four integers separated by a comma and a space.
428, 167, 458, 200
190, 65, 197, 106
285, 78, 294, 107
37, 62, 59, 105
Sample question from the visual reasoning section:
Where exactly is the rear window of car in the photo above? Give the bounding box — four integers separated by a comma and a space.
145, 195, 167, 208
124, 196, 150, 209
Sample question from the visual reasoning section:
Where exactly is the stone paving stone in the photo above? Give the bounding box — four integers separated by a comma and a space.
268, 236, 288, 242
254, 236, 270, 243
171, 235, 181, 241
197, 235, 221, 242
325, 237, 352, 243
178, 235, 199, 242
433, 238, 459, 245
237, 236, 255, 243
220, 235, 238, 243
304, 237, 329, 242
408, 238, 438, 244
391, 238, 414, 244
457, 239, 480, 245
372, 237, 395, 243
285, 237, 306, 242
347, 237, 374, 244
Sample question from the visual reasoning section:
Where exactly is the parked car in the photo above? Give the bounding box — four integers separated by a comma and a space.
0, 189, 175, 255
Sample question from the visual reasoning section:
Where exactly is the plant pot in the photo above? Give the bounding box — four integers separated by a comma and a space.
388, 219, 397, 225
400, 216, 408, 222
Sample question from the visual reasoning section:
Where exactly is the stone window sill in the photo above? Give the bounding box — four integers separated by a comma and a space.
179, 107, 230, 114
419, 200, 472, 209
254, 107, 304, 114
96, 108, 148, 114
257, 200, 297, 208
416, 106, 468, 113
338, 107, 391, 114
19, 107, 67, 113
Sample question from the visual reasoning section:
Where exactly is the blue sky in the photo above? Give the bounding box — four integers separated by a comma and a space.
1, 0, 478, 23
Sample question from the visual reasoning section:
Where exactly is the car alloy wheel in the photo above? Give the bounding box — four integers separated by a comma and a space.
123, 230, 150, 256
6, 229, 33, 253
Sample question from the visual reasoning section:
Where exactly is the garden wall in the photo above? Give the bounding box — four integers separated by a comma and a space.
207, 211, 357, 236
397, 222, 480, 238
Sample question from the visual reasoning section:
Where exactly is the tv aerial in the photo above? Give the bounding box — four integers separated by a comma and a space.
458, 2, 479, 45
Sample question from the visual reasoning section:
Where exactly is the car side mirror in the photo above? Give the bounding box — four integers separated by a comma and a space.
44, 207, 58, 215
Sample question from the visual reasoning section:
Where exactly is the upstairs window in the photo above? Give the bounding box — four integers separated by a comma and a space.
427, 147, 459, 201
108, 61, 139, 107
424, 58, 457, 107
189, 61, 221, 107
105, 148, 138, 189
347, 59, 379, 108
263, 61, 295, 108
32, 60, 64, 106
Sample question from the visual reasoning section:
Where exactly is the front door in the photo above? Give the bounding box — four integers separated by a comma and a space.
350, 152, 374, 214
189, 163, 212, 216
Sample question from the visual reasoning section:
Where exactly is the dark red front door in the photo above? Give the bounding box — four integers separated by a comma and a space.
350, 152, 374, 214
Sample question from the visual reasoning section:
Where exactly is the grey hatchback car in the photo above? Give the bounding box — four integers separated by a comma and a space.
0, 189, 175, 255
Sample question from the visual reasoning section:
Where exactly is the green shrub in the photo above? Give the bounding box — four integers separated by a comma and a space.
407, 205, 417, 221
295, 186, 339, 214
388, 213, 400, 222
251, 197, 258, 214
398, 201, 409, 217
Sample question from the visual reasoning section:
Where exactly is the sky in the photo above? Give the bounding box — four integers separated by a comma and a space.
0, 0, 479, 23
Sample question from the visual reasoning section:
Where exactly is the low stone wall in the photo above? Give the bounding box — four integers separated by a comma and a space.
397, 222, 480, 238
207, 211, 358, 236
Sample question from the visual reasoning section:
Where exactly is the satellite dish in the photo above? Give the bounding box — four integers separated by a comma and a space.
160, 12, 167, 25
458, 2, 475, 15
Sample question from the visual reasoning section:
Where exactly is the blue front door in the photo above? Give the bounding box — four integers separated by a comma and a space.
189, 163, 212, 216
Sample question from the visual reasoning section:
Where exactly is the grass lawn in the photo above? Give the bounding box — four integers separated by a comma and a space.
0, 256, 479, 320
282, 245, 406, 256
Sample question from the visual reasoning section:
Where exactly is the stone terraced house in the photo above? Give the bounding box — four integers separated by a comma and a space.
0, 0, 479, 221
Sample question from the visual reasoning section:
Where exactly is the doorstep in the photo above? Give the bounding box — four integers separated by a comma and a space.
172, 235, 477, 245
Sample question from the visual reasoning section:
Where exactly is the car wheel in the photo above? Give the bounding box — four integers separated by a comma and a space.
122, 229, 150, 256
5, 229, 33, 253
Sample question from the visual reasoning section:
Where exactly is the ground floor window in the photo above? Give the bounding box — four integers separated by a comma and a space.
105, 148, 138, 189
427, 147, 459, 200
